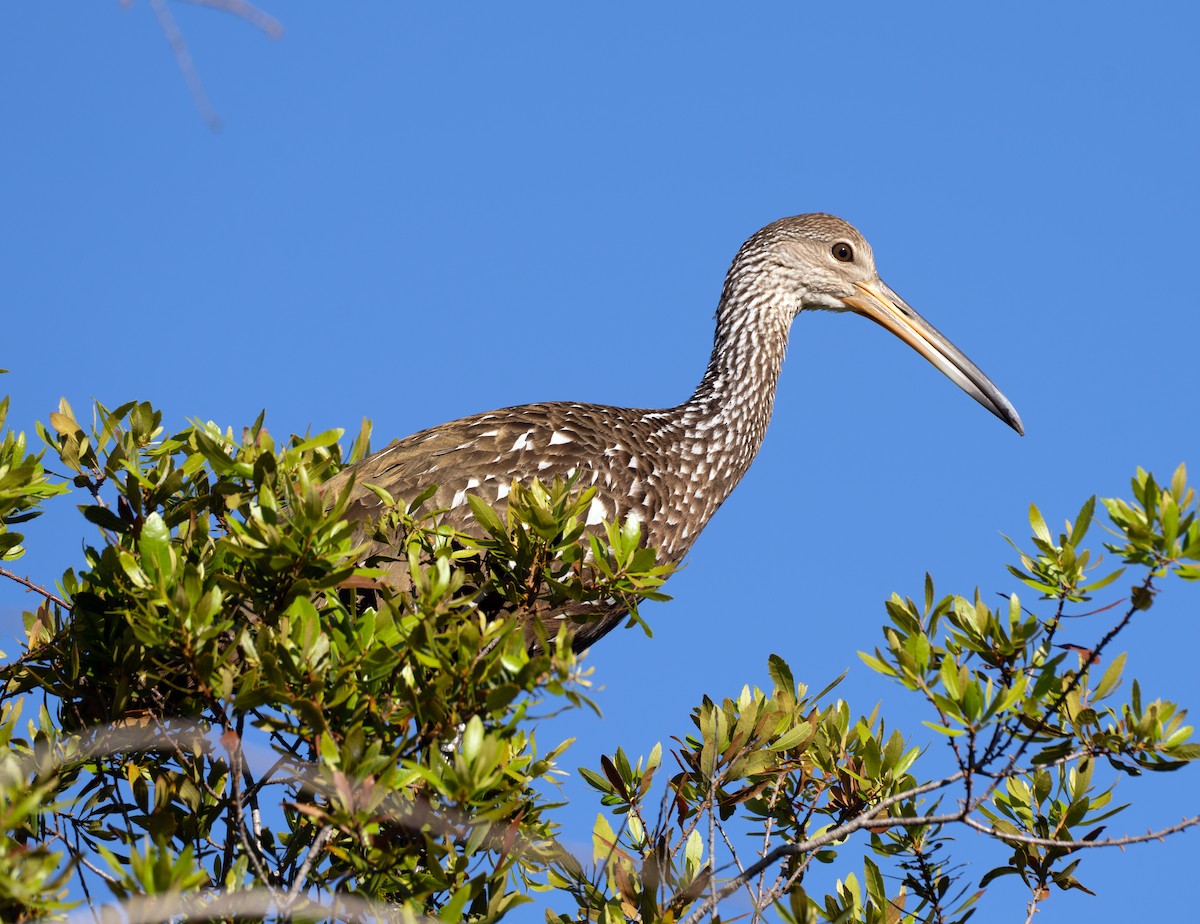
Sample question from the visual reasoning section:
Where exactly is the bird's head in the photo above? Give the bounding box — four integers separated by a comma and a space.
725, 213, 1024, 435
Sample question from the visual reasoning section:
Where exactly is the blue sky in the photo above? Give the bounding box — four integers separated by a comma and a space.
2, 2, 1198, 921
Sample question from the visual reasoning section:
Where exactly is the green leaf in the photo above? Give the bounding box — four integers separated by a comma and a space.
593, 813, 617, 863
939, 657, 962, 698
1069, 496, 1096, 546
685, 828, 703, 873
1093, 652, 1127, 700
921, 721, 965, 738
768, 653, 796, 707
439, 886, 472, 922
1030, 503, 1052, 545
467, 493, 506, 537
979, 865, 1021, 887
863, 856, 886, 907
770, 720, 814, 752
138, 511, 172, 583
462, 715, 484, 764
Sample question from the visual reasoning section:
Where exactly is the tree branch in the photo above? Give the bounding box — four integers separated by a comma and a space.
0, 566, 70, 610
960, 813, 1200, 849
288, 824, 332, 900
138, 0, 282, 131
678, 770, 968, 924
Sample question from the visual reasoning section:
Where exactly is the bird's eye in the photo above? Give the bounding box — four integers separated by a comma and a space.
832, 242, 854, 263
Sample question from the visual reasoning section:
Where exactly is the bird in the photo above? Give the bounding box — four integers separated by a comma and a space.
322, 214, 1022, 649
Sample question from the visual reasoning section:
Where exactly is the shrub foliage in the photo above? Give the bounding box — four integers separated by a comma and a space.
0, 395, 1196, 923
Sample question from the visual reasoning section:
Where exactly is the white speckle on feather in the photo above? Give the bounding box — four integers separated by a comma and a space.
537, 460, 553, 471
604, 596, 617, 606
496, 483, 510, 500
451, 489, 467, 508
511, 431, 533, 452
466, 477, 480, 489
479, 429, 498, 437
586, 497, 608, 526
549, 430, 573, 445
628, 456, 639, 469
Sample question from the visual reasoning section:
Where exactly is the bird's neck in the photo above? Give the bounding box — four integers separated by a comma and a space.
689, 304, 790, 446
658, 295, 793, 510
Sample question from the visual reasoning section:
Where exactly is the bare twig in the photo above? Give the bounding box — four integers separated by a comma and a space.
132, 0, 282, 131
706, 774, 717, 922
58, 888, 424, 924
960, 814, 1200, 849
225, 730, 278, 891
153, 6, 216, 133
752, 776, 785, 923
711, 815, 756, 915
678, 771, 968, 924
990, 574, 1154, 783
288, 824, 333, 900
177, 0, 284, 36
679, 770, 1197, 924
0, 566, 70, 610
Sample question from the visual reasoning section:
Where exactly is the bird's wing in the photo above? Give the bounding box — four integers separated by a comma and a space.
322, 403, 628, 540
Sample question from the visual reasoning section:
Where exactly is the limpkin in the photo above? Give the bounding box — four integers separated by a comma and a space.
323, 214, 1022, 649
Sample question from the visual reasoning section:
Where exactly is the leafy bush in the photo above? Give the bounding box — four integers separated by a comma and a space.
1, 396, 1196, 923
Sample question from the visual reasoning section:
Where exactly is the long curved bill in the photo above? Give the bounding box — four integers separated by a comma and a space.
842, 278, 1024, 435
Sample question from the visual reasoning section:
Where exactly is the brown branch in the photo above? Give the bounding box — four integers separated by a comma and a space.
90, 888, 423, 924
137, 0, 283, 131
711, 814, 755, 916
147, 0, 219, 128
288, 824, 332, 900
678, 771, 968, 924
960, 814, 1200, 850
0, 566, 71, 610
987, 573, 1154, 782
753, 776, 786, 923
679, 759, 1197, 924
176, 0, 284, 37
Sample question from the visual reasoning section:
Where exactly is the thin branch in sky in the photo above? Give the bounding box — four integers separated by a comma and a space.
123, 0, 283, 131
64, 888, 425, 924
0, 567, 70, 610
176, 0, 284, 38
143, 0, 220, 130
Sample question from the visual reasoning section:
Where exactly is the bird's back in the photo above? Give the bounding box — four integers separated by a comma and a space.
321, 401, 708, 646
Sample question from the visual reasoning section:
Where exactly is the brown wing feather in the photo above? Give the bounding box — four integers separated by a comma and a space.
320, 403, 662, 649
